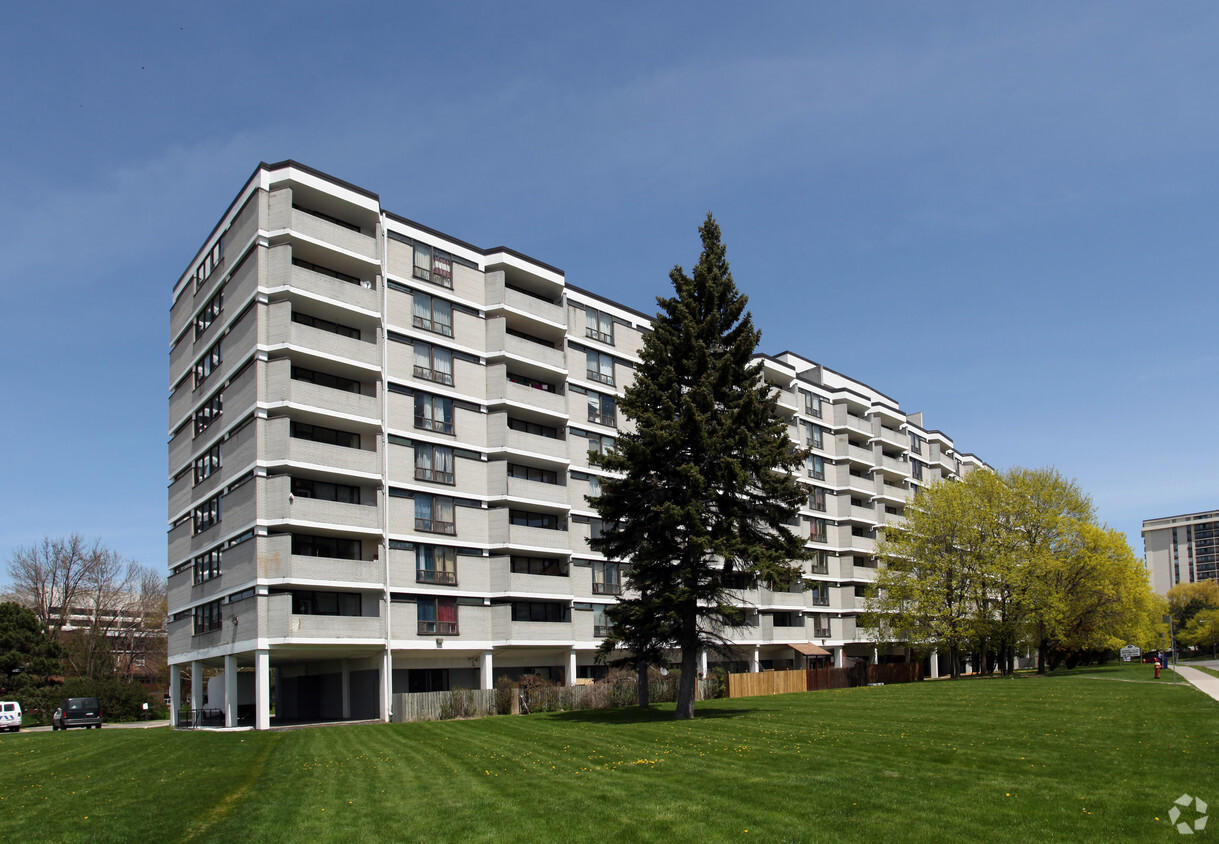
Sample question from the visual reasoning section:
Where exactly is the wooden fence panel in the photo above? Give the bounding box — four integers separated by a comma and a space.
392, 689, 498, 723
726, 663, 923, 700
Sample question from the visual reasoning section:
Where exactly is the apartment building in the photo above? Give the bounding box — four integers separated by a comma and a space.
167, 161, 985, 728
1143, 510, 1219, 595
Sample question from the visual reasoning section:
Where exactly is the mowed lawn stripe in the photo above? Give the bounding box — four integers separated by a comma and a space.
3, 668, 1214, 843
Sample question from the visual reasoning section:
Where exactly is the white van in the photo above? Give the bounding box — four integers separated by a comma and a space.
0, 701, 21, 732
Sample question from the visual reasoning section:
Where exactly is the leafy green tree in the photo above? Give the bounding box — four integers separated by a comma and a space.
590, 214, 808, 719
866, 467, 1158, 675
0, 601, 63, 699
1166, 580, 1219, 632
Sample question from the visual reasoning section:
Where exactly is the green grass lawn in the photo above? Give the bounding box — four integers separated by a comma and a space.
2, 666, 1214, 843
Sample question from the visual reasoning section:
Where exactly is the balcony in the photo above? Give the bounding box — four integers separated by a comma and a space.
485, 271, 566, 328
484, 318, 566, 372
288, 208, 378, 261
810, 594, 830, 607
416, 569, 458, 586
418, 620, 459, 635
263, 359, 379, 422
265, 303, 380, 369
813, 626, 831, 638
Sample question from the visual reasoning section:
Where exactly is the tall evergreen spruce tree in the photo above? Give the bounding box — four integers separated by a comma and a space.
590, 214, 808, 719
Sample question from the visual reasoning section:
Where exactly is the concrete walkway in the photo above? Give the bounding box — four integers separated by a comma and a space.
1169, 665, 1219, 703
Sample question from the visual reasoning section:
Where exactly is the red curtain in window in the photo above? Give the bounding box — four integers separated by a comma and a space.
438, 598, 457, 624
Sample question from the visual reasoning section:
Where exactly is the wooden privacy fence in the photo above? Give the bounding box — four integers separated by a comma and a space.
391, 689, 498, 723
726, 663, 923, 699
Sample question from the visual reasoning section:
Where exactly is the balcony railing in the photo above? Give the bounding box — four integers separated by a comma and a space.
418, 621, 459, 635
416, 569, 457, 585
814, 627, 831, 638
594, 625, 612, 638
592, 582, 622, 595
810, 595, 830, 606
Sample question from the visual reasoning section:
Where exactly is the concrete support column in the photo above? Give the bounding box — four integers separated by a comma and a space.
190, 660, 203, 713
930, 649, 940, 679
341, 662, 351, 720
873, 647, 879, 665
699, 650, 708, 676
481, 651, 494, 690
170, 666, 182, 727
381, 650, 392, 723
834, 647, 845, 669
567, 649, 578, 686
223, 654, 238, 728
751, 647, 761, 673
255, 650, 270, 731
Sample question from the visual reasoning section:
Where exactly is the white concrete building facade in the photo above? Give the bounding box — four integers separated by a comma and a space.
167, 161, 985, 727
1143, 510, 1219, 595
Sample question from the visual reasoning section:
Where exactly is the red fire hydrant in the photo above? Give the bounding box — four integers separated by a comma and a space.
1155, 662, 1161, 680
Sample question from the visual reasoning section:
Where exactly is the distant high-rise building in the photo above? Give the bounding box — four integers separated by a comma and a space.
1143, 510, 1219, 595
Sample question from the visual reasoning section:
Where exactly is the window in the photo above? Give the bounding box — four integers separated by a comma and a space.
291, 421, 360, 449
193, 599, 222, 634
413, 341, 454, 385
809, 549, 828, 574
193, 444, 221, 485
292, 311, 360, 339
507, 464, 558, 484
511, 556, 569, 577
772, 612, 802, 628
809, 487, 826, 512
810, 518, 828, 542
509, 509, 563, 530
194, 340, 222, 389
292, 534, 361, 560
292, 257, 361, 285
292, 591, 361, 616
810, 424, 824, 450
194, 392, 222, 436
193, 239, 224, 290
586, 474, 602, 498
586, 432, 616, 455
416, 545, 457, 585
803, 391, 823, 418
292, 365, 361, 394
911, 460, 924, 481
587, 391, 616, 427
592, 561, 621, 595
418, 597, 458, 634
193, 549, 222, 585
909, 433, 923, 455
507, 417, 557, 438
511, 601, 570, 623
413, 243, 454, 288
193, 495, 221, 534
507, 372, 557, 393
415, 494, 456, 534
415, 393, 454, 434
415, 444, 455, 484
195, 288, 223, 339
291, 477, 360, 504
586, 350, 615, 386
412, 292, 453, 336
584, 307, 614, 344
593, 605, 611, 638
807, 455, 826, 481
809, 584, 829, 606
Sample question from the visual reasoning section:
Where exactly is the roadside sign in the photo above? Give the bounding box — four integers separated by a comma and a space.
1120, 644, 1141, 661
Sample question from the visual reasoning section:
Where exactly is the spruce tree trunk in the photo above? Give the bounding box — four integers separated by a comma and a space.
637, 660, 650, 709
674, 610, 698, 719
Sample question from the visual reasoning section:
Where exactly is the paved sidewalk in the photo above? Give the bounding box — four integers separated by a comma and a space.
1170, 665, 1219, 703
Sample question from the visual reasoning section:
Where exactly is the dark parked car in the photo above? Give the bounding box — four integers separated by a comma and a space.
52, 697, 103, 730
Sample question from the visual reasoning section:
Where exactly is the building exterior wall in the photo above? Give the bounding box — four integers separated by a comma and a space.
1143, 510, 1219, 595
167, 160, 987, 726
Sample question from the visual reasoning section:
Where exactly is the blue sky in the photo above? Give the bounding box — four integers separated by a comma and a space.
1, 2, 1216, 579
